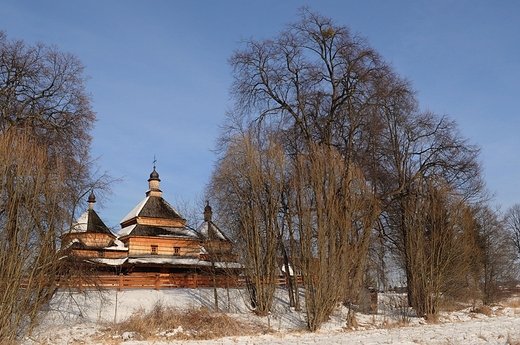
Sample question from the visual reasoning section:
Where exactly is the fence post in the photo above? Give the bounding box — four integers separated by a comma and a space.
155, 274, 160, 290
119, 274, 123, 292
78, 277, 82, 293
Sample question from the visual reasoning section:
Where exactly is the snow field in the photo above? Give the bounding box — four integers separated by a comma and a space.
23, 288, 520, 345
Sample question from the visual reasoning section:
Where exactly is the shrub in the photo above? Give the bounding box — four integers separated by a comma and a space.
110, 301, 259, 341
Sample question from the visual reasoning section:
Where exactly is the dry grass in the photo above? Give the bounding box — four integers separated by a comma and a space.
0, 339, 18, 345
472, 305, 493, 317
102, 301, 261, 342
377, 316, 412, 329
425, 313, 440, 324
438, 300, 471, 313
502, 297, 520, 309
501, 296, 520, 315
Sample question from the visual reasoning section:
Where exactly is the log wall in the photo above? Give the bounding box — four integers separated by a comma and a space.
125, 237, 200, 257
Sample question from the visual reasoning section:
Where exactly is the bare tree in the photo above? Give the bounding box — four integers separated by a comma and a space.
376, 107, 484, 317
0, 130, 68, 340
475, 206, 517, 304
222, 8, 486, 327
291, 142, 377, 330
0, 32, 109, 215
389, 177, 480, 317
210, 130, 286, 316
0, 32, 107, 341
504, 204, 520, 261
225, 9, 408, 329
229, 9, 413, 161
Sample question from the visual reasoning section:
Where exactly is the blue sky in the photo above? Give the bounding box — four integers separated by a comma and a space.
3, 1, 520, 229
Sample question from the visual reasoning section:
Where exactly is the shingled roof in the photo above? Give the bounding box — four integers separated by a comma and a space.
119, 224, 198, 238
71, 192, 114, 237
120, 195, 184, 226
71, 208, 114, 236
118, 168, 197, 239
196, 202, 230, 241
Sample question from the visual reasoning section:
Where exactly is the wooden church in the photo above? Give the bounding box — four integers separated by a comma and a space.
61, 167, 238, 287
60, 192, 128, 270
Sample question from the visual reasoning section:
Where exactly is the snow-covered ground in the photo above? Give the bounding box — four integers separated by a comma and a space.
23, 288, 520, 345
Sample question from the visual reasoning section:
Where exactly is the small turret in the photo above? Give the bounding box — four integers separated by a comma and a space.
146, 167, 162, 197
204, 200, 213, 222
88, 191, 96, 210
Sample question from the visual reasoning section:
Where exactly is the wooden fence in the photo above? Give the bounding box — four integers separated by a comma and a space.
64, 274, 304, 292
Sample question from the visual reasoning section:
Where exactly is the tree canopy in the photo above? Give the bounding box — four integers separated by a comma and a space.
0, 31, 106, 341
210, 10, 491, 330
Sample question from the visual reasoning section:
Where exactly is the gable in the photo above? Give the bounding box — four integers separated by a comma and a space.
140, 196, 183, 220
71, 209, 114, 236
87, 209, 115, 235
197, 221, 230, 242
120, 196, 185, 228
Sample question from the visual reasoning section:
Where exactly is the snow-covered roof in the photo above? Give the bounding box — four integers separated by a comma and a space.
196, 221, 229, 241
120, 197, 149, 224
104, 239, 128, 251
71, 210, 89, 233
87, 258, 128, 266
62, 238, 81, 250
118, 224, 137, 237
70, 209, 114, 236
62, 237, 128, 252
213, 261, 243, 269
120, 196, 185, 225
125, 257, 241, 268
